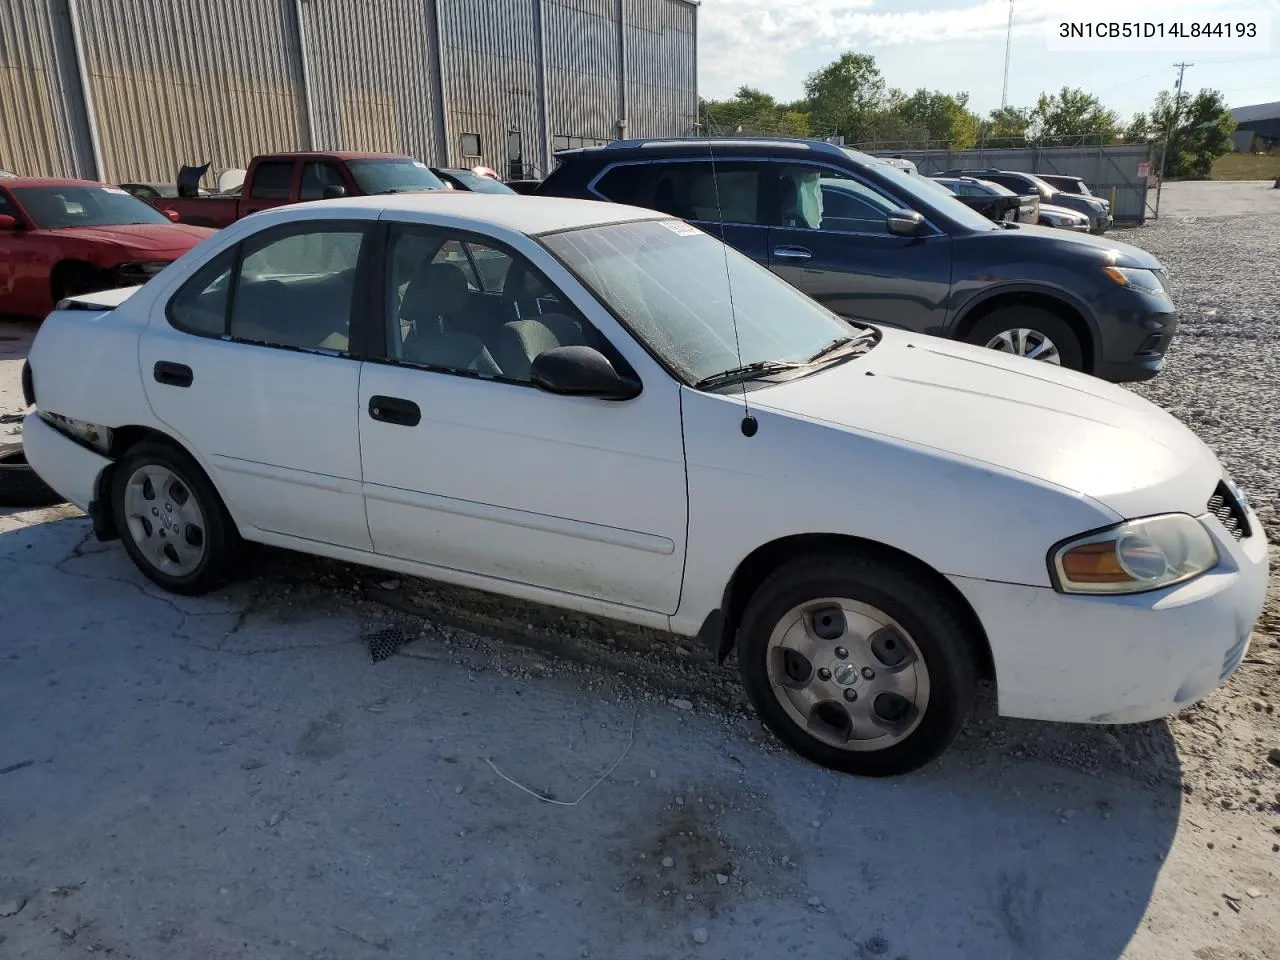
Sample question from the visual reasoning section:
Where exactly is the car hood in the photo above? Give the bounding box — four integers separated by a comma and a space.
39, 222, 215, 254
748, 329, 1220, 520
988, 223, 1163, 268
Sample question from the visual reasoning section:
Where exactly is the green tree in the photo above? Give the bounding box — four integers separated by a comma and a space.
1141, 88, 1235, 179
701, 87, 811, 138
985, 106, 1032, 145
1027, 87, 1120, 144
895, 89, 980, 148
803, 52, 886, 142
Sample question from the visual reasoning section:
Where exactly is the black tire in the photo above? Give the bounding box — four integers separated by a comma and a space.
110, 440, 238, 595
964, 306, 1085, 371
737, 552, 978, 777
50, 262, 100, 304
0, 440, 64, 507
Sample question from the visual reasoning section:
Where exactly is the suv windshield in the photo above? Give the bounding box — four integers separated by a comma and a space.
347, 159, 445, 195
12, 185, 170, 228
541, 218, 862, 386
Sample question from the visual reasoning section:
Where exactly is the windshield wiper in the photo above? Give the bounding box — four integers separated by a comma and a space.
694, 360, 808, 390
807, 330, 878, 363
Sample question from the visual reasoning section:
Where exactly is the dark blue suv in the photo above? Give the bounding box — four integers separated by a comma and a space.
535, 138, 1176, 382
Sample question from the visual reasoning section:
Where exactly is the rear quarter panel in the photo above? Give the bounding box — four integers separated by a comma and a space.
27, 297, 160, 437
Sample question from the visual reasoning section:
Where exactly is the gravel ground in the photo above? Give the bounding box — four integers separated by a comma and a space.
2, 193, 1279, 958
1127, 211, 1280, 541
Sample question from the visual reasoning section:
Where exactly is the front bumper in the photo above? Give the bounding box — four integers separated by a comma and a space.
1090, 287, 1178, 382
950, 512, 1268, 724
20, 413, 111, 512
1090, 213, 1113, 233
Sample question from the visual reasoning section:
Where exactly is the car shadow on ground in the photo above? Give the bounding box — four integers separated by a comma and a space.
0, 517, 1183, 959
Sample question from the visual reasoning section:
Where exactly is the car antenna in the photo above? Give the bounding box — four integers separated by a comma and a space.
705, 139, 758, 438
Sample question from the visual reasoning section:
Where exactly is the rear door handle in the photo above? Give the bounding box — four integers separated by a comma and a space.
153, 361, 193, 388
368, 395, 421, 427
772, 246, 812, 262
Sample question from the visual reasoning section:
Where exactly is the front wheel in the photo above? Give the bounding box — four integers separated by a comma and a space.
110, 441, 238, 595
737, 553, 977, 776
964, 306, 1084, 371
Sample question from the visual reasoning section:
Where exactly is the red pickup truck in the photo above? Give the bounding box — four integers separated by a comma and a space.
149, 152, 448, 227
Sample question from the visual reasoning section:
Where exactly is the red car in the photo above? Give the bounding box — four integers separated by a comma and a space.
0, 177, 214, 318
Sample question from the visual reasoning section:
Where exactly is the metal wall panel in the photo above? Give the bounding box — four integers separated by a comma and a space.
876, 144, 1155, 222
76, 0, 307, 184
0, 0, 95, 177
300, 0, 443, 160
439, 0, 542, 176
623, 0, 695, 139
543, 0, 618, 146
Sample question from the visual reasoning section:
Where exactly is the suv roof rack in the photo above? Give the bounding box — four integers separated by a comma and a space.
587, 136, 853, 157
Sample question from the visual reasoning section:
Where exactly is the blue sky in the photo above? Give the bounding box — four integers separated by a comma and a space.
698, 0, 1280, 122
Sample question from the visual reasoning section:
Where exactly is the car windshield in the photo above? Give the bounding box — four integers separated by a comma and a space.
972, 179, 1016, 196
541, 218, 863, 386
12, 185, 171, 228
347, 159, 445, 195
444, 170, 516, 194
852, 155, 999, 232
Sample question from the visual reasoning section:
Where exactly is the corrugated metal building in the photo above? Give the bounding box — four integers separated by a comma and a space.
0, 0, 698, 183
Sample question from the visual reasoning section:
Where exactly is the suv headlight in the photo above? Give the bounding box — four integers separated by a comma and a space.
1104, 266, 1167, 297
1050, 514, 1219, 595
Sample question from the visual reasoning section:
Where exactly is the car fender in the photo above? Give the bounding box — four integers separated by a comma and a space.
945, 279, 1103, 345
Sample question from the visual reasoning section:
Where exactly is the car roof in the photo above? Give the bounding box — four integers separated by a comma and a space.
0, 176, 103, 188
259, 152, 412, 161
309, 192, 662, 236
555, 136, 879, 165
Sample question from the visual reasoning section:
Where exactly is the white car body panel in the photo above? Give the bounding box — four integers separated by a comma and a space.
20, 192, 1269, 734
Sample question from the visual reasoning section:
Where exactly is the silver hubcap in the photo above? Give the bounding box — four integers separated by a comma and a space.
766, 599, 930, 752
123, 464, 207, 577
985, 327, 1061, 364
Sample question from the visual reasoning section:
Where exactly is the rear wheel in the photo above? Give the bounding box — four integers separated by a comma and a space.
110, 441, 238, 595
737, 553, 977, 776
964, 306, 1084, 371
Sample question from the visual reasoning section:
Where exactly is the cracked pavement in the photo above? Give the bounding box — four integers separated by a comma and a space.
2, 507, 1278, 960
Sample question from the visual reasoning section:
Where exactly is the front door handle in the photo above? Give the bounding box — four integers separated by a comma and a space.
772, 246, 812, 262
153, 361, 193, 388
368, 395, 421, 427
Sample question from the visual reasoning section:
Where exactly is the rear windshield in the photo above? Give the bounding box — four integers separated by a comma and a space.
12, 185, 171, 228
347, 159, 445, 195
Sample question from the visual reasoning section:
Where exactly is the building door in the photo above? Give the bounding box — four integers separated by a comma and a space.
507, 130, 525, 180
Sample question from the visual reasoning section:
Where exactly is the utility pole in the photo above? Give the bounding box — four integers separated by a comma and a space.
1000, 0, 1014, 109
1155, 61, 1193, 218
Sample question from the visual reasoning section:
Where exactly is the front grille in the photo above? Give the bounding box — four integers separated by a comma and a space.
1207, 481, 1250, 541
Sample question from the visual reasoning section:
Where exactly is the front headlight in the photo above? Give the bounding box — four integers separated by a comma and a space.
1104, 266, 1167, 297
1050, 514, 1219, 595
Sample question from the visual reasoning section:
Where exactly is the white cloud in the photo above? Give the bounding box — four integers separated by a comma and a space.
698, 0, 1272, 97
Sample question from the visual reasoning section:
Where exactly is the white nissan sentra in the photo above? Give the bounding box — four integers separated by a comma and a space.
21, 194, 1268, 776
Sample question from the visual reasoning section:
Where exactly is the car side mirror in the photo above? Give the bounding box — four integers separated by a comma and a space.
0, 214, 18, 230
163, 209, 181, 223
886, 209, 926, 237
322, 184, 348, 200
530, 346, 641, 400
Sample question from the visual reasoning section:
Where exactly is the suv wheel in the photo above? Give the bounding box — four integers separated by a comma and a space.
964, 306, 1084, 371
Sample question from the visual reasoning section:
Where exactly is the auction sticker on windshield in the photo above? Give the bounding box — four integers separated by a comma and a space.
659, 220, 701, 237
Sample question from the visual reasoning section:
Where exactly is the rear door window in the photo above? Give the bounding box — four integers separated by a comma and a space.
595, 161, 769, 226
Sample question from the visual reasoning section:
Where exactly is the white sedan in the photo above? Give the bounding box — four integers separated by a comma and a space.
21, 193, 1268, 776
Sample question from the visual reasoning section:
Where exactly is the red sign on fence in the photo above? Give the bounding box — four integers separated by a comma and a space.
1137, 161, 1151, 180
